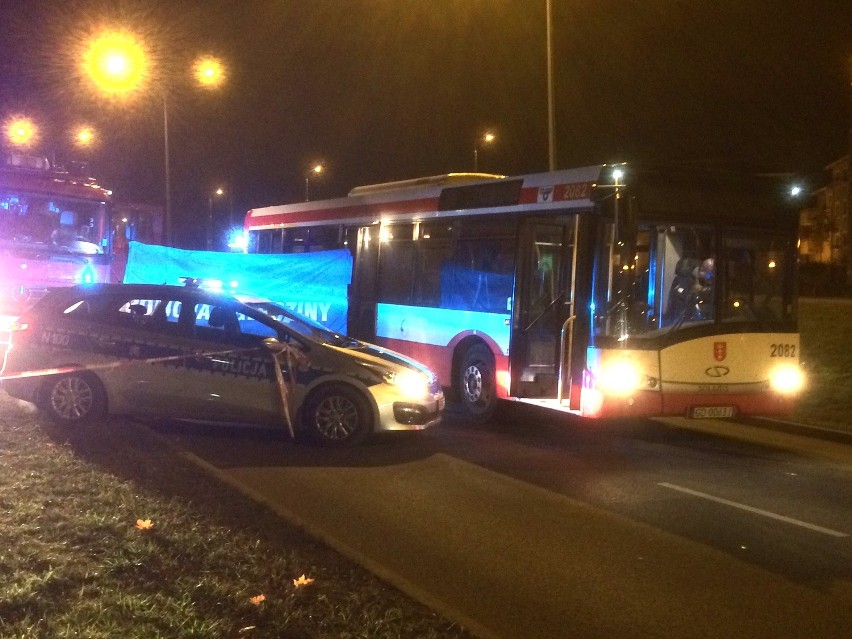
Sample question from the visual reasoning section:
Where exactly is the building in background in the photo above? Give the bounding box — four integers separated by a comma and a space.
111, 200, 164, 281
799, 155, 850, 295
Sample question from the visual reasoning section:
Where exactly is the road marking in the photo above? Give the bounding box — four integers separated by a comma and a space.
658, 482, 848, 538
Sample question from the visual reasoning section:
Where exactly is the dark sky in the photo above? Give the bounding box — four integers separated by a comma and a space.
1, 0, 850, 247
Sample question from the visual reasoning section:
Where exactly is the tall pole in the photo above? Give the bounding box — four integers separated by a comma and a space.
207, 195, 213, 251
546, 0, 556, 171
847, 54, 852, 283
163, 93, 172, 247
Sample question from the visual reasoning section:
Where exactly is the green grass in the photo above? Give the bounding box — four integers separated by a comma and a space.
0, 395, 472, 639
791, 298, 852, 432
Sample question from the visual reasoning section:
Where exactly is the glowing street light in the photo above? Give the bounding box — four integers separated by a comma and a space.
473, 131, 496, 172
305, 163, 324, 201
73, 125, 96, 148
4, 116, 39, 148
81, 30, 150, 99
194, 55, 226, 89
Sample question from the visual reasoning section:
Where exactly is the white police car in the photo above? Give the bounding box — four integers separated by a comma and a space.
1, 283, 443, 447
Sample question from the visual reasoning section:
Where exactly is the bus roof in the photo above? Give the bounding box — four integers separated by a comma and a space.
245, 164, 609, 230
347, 172, 505, 196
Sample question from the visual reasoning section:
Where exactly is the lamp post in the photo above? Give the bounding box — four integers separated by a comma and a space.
546, 0, 556, 171
473, 132, 496, 172
208, 187, 224, 251
80, 30, 226, 246
165, 56, 225, 246
305, 163, 324, 201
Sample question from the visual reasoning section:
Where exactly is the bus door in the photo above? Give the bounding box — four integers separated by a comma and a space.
510, 217, 578, 405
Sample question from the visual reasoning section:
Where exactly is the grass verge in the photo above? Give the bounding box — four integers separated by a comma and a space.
0, 393, 472, 639
792, 298, 852, 432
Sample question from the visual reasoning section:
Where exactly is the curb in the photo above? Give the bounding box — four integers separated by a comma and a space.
738, 416, 852, 446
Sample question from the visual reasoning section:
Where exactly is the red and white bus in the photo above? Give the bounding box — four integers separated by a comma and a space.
0, 153, 115, 335
244, 164, 806, 421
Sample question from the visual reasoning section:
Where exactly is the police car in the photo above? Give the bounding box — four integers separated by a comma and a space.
1, 283, 444, 447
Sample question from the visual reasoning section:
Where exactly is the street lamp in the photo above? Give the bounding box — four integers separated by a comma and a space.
305, 163, 324, 201
194, 56, 226, 89
81, 29, 227, 247
208, 187, 225, 251
473, 131, 496, 172
80, 30, 149, 100
73, 125, 95, 148
166, 55, 226, 247
4, 116, 39, 148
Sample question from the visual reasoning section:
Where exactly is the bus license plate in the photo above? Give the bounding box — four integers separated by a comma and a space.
690, 406, 734, 419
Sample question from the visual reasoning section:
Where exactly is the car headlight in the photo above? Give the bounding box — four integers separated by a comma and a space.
384, 369, 430, 401
769, 363, 805, 395
595, 358, 643, 396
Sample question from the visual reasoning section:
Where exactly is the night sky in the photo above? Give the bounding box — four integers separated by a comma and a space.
1, 0, 850, 248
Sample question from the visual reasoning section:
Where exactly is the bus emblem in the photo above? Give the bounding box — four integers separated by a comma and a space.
539, 186, 554, 203
713, 342, 727, 362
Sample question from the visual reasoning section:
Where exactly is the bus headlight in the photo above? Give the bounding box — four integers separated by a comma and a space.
596, 359, 643, 396
769, 363, 805, 395
384, 370, 430, 401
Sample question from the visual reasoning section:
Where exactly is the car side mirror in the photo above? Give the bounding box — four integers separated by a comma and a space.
262, 337, 282, 350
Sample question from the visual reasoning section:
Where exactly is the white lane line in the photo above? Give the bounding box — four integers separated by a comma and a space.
658, 482, 848, 538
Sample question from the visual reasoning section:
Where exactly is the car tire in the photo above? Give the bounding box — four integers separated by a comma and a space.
40, 372, 107, 426
455, 343, 496, 423
300, 384, 372, 447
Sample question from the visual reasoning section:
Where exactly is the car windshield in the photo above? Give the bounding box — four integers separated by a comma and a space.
246, 300, 357, 346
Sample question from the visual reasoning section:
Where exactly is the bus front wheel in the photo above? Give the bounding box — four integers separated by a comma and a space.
455, 344, 496, 423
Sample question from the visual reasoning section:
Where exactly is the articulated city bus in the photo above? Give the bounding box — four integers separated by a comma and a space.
0, 153, 116, 336
244, 164, 805, 421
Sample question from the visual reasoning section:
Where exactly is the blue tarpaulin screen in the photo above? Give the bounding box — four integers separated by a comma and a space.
123, 242, 352, 333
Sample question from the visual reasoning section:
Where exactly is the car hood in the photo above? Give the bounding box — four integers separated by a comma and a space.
325, 340, 434, 377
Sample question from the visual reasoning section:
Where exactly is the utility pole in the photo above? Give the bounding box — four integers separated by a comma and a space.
847, 54, 852, 286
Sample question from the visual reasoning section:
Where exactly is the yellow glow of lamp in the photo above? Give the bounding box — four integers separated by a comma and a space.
194, 55, 226, 89
82, 30, 149, 97
75, 126, 95, 147
4, 117, 38, 147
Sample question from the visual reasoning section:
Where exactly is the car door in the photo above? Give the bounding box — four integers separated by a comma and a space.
183, 298, 286, 425
91, 292, 207, 419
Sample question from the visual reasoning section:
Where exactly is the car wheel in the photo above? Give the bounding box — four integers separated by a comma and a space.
455, 343, 496, 423
301, 384, 371, 447
40, 372, 107, 426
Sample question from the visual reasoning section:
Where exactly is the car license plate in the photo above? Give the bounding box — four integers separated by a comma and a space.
690, 406, 735, 419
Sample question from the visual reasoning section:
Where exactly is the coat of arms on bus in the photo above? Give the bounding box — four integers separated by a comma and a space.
713, 341, 727, 362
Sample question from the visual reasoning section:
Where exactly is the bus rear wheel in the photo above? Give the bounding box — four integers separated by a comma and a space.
455, 344, 496, 423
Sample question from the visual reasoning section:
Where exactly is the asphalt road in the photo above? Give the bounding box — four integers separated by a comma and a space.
152, 406, 852, 639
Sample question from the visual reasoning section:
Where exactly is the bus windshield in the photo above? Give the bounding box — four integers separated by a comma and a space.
594, 223, 795, 341
0, 189, 107, 257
